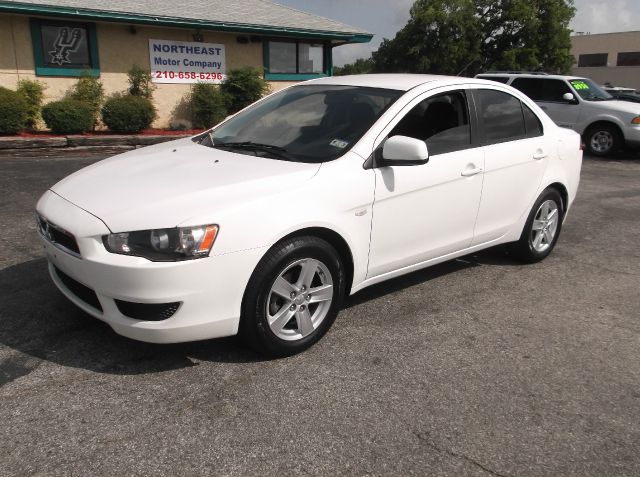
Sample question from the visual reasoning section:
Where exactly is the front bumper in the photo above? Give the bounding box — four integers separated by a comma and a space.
623, 124, 640, 147
37, 190, 265, 344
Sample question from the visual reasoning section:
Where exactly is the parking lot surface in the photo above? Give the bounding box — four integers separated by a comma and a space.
1, 150, 639, 476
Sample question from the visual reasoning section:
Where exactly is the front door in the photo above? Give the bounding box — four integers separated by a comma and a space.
367, 89, 484, 278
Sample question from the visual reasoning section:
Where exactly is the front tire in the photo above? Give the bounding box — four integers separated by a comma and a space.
584, 123, 621, 157
511, 188, 564, 263
240, 236, 346, 357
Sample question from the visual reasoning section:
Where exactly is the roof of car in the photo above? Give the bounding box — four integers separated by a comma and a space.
306, 74, 489, 91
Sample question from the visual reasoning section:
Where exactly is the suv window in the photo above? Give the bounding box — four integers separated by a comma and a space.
474, 89, 533, 144
389, 91, 471, 156
511, 78, 572, 103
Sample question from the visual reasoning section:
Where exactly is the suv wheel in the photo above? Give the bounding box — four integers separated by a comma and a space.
584, 124, 621, 156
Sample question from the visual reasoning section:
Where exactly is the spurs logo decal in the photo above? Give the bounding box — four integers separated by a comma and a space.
48, 27, 82, 65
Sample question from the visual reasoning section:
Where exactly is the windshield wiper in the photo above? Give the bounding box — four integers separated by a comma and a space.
213, 141, 293, 160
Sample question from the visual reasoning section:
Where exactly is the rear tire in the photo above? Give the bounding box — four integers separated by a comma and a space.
240, 236, 346, 357
584, 123, 622, 157
511, 188, 564, 263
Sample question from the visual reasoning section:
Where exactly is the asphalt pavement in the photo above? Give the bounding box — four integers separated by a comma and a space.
0, 149, 639, 476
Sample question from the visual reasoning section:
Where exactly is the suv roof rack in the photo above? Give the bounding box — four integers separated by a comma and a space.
482, 71, 550, 75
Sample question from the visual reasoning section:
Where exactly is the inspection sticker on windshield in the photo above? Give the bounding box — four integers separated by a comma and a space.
330, 139, 349, 149
570, 80, 590, 90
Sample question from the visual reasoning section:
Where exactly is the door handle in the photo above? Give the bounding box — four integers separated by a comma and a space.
533, 150, 548, 160
540, 105, 548, 110
461, 167, 483, 177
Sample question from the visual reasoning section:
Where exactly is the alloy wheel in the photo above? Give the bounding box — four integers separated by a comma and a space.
530, 199, 559, 253
266, 258, 334, 341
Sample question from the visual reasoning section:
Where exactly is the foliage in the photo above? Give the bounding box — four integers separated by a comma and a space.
16, 79, 46, 129
42, 99, 94, 134
127, 64, 156, 99
371, 0, 576, 76
67, 74, 105, 128
221, 67, 270, 113
0, 87, 28, 134
191, 83, 228, 129
101, 94, 157, 133
333, 58, 374, 76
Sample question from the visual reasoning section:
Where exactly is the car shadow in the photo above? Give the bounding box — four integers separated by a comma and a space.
0, 247, 519, 378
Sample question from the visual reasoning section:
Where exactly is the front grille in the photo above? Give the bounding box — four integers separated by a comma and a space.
37, 214, 81, 256
53, 266, 103, 312
115, 300, 181, 321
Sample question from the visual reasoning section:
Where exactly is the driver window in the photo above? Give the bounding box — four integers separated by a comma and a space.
389, 91, 471, 156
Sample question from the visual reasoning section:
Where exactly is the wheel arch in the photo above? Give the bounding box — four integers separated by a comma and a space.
582, 120, 623, 141
277, 227, 355, 295
546, 182, 569, 217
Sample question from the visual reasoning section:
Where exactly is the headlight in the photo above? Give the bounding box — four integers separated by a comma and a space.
103, 224, 219, 261
632, 116, 640, 125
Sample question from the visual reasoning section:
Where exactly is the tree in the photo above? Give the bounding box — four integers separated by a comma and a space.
371, 0, 575, 76
334, 58, 374, 76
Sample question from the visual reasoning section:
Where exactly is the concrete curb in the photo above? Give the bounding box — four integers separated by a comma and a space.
0, 134, 191, 156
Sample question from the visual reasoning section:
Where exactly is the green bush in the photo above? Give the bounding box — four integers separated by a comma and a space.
16, 79, 46, 129
0, 87, 28, 134
67, 74, 104, 128
42, 99, 94, 134
101, 94, 156, 133
127, 64, 155, 99
221, 67, 269, 113
191, 83, 228, 129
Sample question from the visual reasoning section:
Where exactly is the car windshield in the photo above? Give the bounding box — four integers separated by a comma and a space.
569, 79, 613, 101
197, 85, 402, 163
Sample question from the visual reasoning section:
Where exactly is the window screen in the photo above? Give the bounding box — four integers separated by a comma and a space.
578, 53, 608, 67
268, 41, 297, 73
617, 52, 640, 66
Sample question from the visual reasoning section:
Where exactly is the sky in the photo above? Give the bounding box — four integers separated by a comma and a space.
275, 0, 640, 66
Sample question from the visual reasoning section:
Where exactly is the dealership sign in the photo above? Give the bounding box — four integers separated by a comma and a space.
149, 39, 226, 84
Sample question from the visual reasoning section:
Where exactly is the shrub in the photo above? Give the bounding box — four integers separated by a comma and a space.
127, 64, 155, 99
67, 74, 104, 128
221, 67, 269, 113
0, 87, 28, 134
191, 83, 227, 128
16, 79, 46, 129
42, 99, 94, 134
102, 94, 156, 133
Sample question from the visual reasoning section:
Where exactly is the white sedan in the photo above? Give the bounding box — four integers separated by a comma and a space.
36, 74, 582, 356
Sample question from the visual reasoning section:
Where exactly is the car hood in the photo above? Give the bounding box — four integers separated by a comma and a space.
588, 99, 640, 115
51, 138, 321, 232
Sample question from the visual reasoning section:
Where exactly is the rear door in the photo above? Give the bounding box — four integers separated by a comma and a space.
470, 88, 551, 245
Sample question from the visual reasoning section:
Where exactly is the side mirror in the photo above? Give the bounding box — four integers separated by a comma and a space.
380, 135, 429, 166
563, 92, 577, 103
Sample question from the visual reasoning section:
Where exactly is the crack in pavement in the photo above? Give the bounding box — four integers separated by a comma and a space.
411, 430, 510, 477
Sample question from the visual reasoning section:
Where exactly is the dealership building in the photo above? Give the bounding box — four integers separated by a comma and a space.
0, 0, 371, 127
571, 30, 640, 90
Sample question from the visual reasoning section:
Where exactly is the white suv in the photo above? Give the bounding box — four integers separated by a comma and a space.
476, 73, 640, 156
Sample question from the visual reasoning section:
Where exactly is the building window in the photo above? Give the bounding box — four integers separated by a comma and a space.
577, 53, 608, 67
264, 40, 330, 80
30, 19, 100, 77
617, 52, 640, 66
